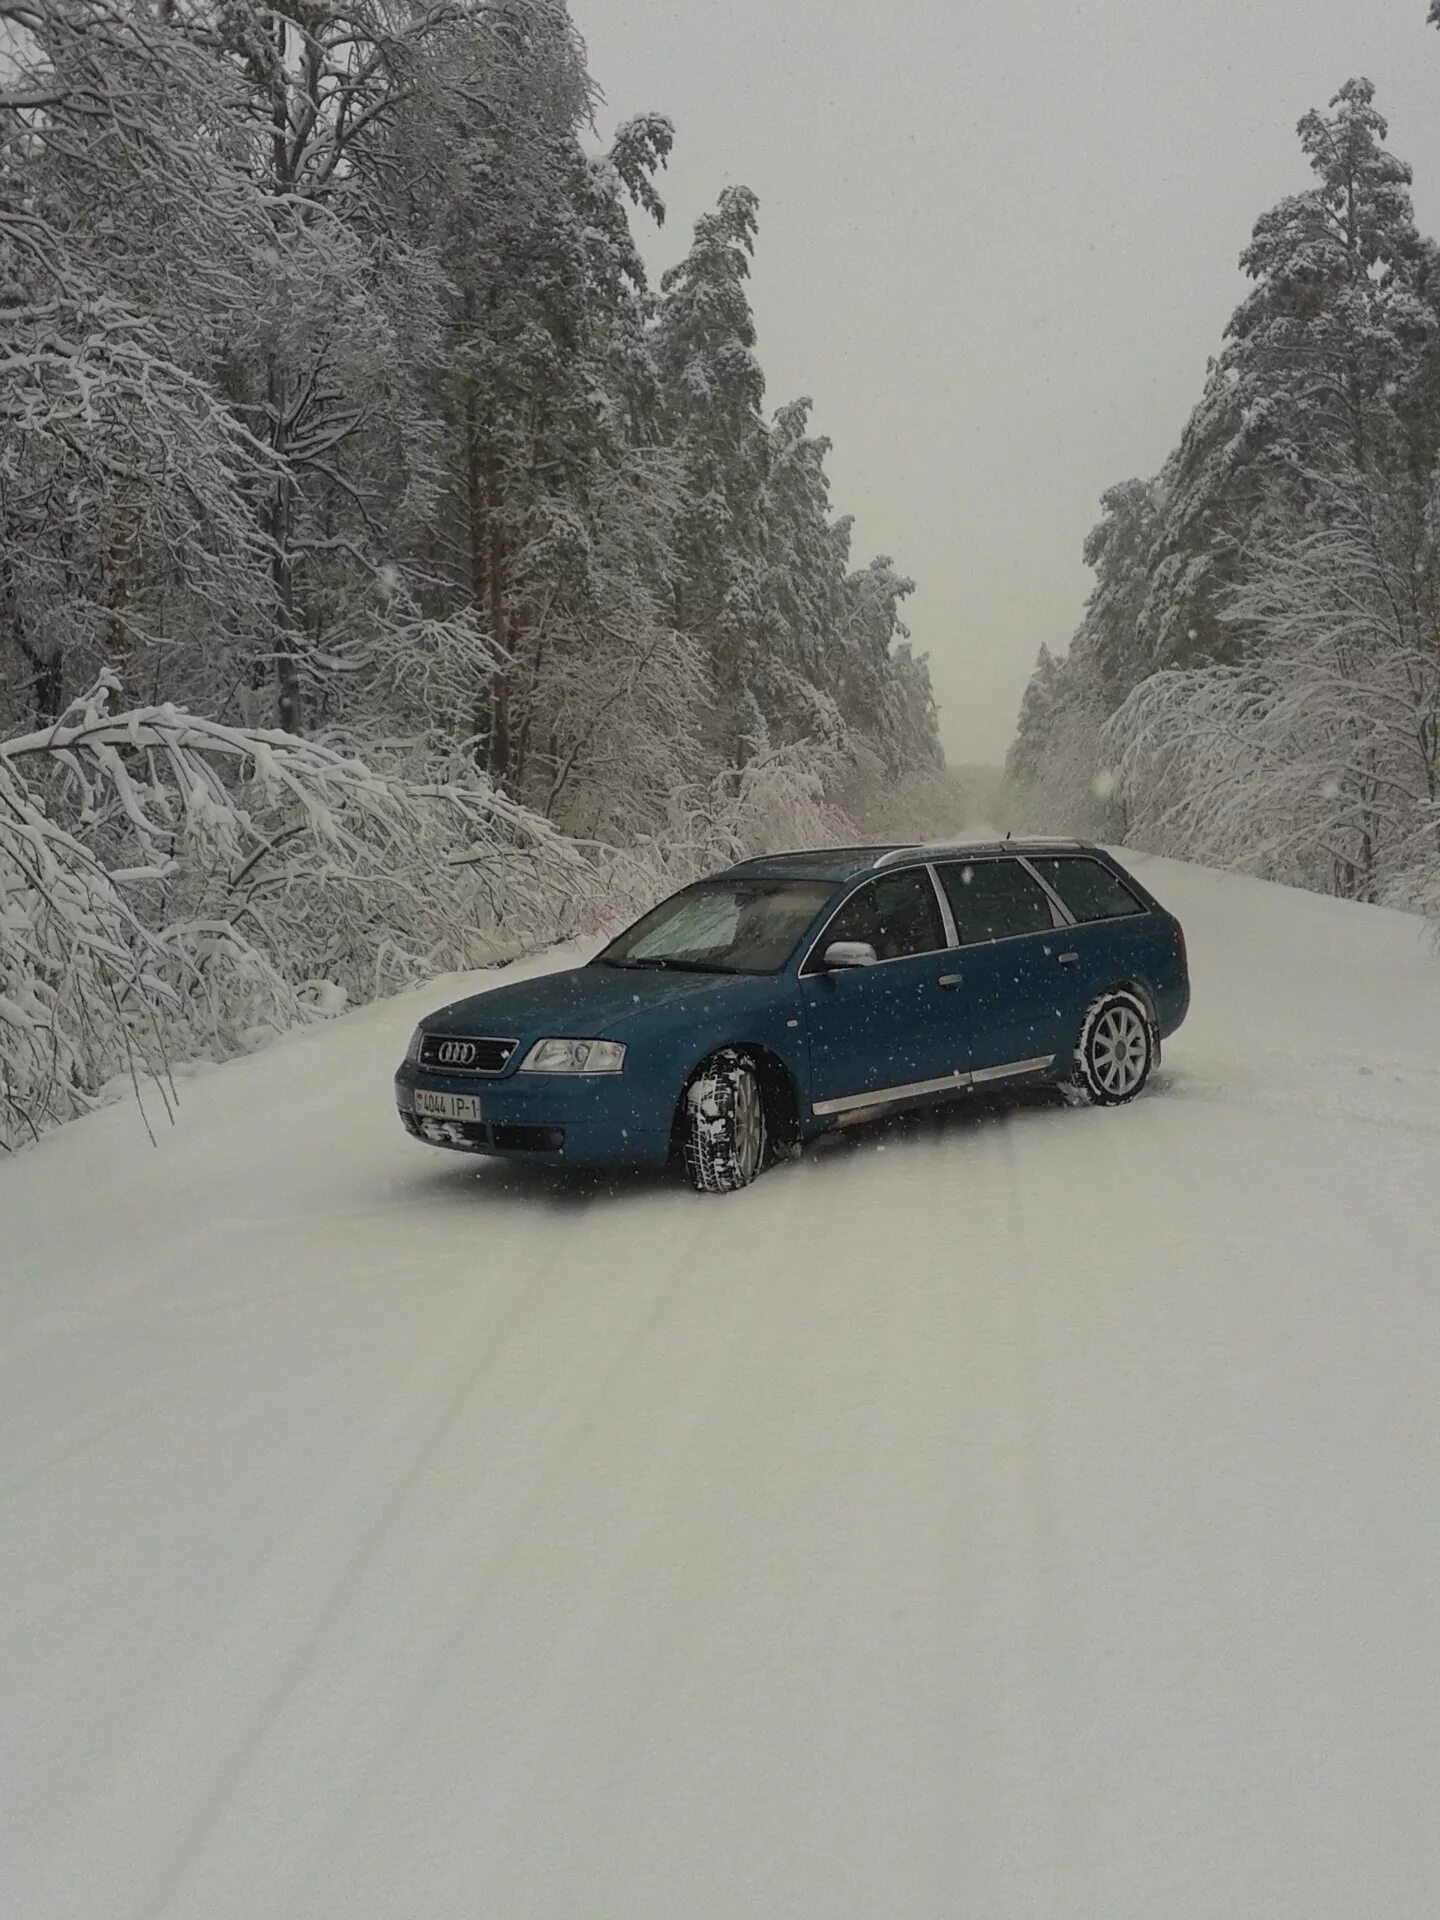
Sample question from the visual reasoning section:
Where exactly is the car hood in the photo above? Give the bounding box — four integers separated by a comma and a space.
420, 963, 764, 1045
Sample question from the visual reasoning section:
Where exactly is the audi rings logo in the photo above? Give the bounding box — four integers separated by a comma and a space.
438, 1039, 477, 1068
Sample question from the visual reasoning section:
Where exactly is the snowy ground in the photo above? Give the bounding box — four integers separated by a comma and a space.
4, 851, 1440, 1920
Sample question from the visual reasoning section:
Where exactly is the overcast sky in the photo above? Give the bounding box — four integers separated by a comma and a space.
573, 0, 1440, 765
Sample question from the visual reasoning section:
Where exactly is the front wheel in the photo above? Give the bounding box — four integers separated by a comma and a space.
1068, 990, 1155, 1106
682, 1049, 769, 1193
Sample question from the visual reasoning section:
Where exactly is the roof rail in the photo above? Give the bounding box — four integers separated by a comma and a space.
871, 836, 1085, 871
729, 843, 902, 868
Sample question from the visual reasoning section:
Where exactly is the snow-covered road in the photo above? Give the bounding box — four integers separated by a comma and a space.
5, 852, 1440, 1919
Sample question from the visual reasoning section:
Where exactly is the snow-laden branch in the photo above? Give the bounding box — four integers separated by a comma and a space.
0, 676, 575, 1147
1104, 497, 1440, 909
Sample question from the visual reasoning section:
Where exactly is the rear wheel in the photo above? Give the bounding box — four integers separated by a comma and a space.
682, 1049, 769, 1193
1069, 990, 1155, 1106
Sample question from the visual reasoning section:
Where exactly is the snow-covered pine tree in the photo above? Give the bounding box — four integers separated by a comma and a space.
1145, 78, 1437, 673
376, 6, 699, 823
1008, 73, 1440, 898
833, 554, 934, 771
753, 396, 848, 751
655, 185, 772, 763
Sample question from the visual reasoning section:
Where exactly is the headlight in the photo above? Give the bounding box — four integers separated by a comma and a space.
405, 1024, 426, 1064
520, 1037, 626, 1075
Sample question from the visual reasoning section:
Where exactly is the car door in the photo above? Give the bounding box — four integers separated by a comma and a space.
799, 867, 965, 1114
1024, 853, 1160, 1014
934, 857, 1073, 1078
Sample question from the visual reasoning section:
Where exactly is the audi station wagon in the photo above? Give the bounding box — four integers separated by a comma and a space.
394, 840, 1190, 1192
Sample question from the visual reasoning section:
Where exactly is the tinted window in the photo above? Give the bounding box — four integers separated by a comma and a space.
939, 859, 1054, 944
813, 869, 945, 963
1032, 857, 1145, 923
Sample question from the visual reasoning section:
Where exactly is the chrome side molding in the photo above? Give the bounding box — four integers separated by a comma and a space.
812, 1054, 1056, 1117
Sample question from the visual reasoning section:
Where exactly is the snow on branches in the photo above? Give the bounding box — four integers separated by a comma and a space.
1104, 496, 1440, 907
0, 677, 577, 1147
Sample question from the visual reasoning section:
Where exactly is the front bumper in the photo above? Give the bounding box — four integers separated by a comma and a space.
393, 1060, 673, 1169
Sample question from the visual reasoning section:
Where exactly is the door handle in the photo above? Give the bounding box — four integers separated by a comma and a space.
937, 972, 963, 988
1057, 951, 1079, 965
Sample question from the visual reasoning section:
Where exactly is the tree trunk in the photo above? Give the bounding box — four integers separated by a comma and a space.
463, 374, 493, 772
105, 506, 133, 678
2, 555, 63, 722
266, 32, 302, 734
485, 455, 511, 790
269, 452, 302, 731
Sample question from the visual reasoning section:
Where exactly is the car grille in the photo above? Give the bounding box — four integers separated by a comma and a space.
417, 1033, 518, 1075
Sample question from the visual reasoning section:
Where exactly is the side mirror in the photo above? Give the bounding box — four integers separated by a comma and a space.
822, 939, 878, 970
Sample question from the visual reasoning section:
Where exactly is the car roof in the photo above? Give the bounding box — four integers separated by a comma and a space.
726, 838, 1094, 883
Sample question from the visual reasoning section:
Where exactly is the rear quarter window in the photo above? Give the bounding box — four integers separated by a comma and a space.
1033, 857, 1146, 923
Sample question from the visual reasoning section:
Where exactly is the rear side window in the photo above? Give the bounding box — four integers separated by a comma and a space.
939, 859, 1055, 944
812, 869, 945, 963
1032, 857, 1145, 923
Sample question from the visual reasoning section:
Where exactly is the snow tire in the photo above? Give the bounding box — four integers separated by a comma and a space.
682, 1049, 769, 1194
1067, 988, 1155, 1107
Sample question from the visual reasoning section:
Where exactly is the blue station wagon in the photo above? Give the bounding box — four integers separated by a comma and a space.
394, 840, 1190, 1193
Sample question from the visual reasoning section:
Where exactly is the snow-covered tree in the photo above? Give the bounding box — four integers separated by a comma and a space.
0, 671, 583, 1147
1107, 469, 1440, 904
1145, 79, 1438, 671
1003, 644, 1118, 836
752, 395, 849, 749
655, 185, 771, 761
374, 6, 694, 814
834, 554, 934, 769
0, 0, 280, 723
1009, 72, 1440, 925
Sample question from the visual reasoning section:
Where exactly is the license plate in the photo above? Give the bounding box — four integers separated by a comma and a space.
413, 1090, 481, 1123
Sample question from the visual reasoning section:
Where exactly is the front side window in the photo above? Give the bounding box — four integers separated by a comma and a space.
939, 859, 1055, 944
596, 878, 835, 974
810, 869, 946, 964
1031, 857, 1145, 923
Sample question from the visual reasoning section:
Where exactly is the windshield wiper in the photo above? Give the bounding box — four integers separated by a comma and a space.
599, 955, 740, 974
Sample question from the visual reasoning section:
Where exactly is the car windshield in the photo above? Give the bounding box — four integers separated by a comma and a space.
595, 878, 835, 975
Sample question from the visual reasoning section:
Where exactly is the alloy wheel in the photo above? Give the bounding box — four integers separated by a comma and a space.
731, 1066, 766, 1181
1089, 1002, 1150, 1097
